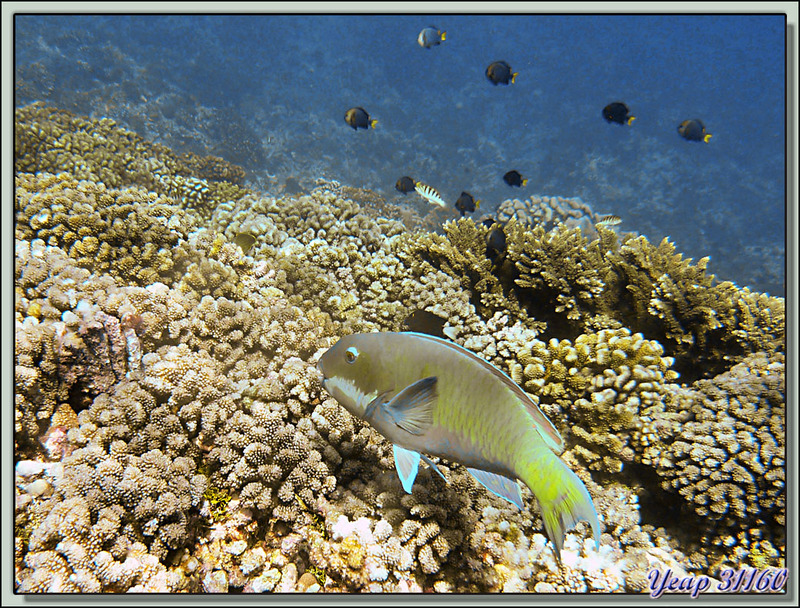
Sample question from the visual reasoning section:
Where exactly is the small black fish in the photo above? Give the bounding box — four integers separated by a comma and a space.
481, 218, 497, 229
418, 25, 446, 48
486, 61, 517, 86
403, 309, 455, 340
454, 191, 480, 216
678, 119, 712, 143
486, 223, 507, 264
602, 102, 635, 126
345, 107, 378, 130
503, 170, 527, 187
396, 176, 416, 194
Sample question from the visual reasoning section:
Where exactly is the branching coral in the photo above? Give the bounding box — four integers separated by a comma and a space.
394, 218, 534, 329
633, 352, 785, 573
507, 222, 607, 329
496, 194, 608, 239
601, 233, 785, 379
15, 172, 195, 286
503, 327, 679, 474
14, 105, 784, 594
15, 102, 249, 216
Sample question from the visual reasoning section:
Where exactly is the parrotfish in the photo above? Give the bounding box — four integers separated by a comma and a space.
317, 332, 601, 561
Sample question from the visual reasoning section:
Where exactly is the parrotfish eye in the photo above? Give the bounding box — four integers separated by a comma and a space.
345, 346, 359, 364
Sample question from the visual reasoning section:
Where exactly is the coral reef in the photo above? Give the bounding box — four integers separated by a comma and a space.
14, 103, 249, 217
401, 218, 784, 383
495, 194, 612, 239
14, 106, 785, 593
631, 351, 786, 573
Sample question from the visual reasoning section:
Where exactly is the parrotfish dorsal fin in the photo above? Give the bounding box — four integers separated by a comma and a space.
467, 467, 524, 509
384, 376, 437, 435
393, 444, 421, 493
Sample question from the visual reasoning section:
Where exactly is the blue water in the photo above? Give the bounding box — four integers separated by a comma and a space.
14, 13, 786, 295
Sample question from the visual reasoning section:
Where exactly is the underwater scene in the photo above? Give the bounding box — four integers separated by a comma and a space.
13, 12, 787, 595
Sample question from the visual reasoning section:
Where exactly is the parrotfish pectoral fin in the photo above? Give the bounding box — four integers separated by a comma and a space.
383, 376, 437, 435
362, 390, 393, 421
467, 468, 524, 509
393, 444, 421, 493
540, 465, 601, 559
421, 454, 448, 483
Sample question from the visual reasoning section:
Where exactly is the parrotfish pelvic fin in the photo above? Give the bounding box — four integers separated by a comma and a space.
393, 445, 421, 493
421, 454, 448, 482
382, 376, 437, 435
467, 467, 523, 509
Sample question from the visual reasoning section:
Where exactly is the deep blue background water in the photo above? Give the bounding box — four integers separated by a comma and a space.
15, 13, 786, 295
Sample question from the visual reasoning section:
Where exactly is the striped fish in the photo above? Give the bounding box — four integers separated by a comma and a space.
317, 331, 601, 562
596, 214, 622, 226
414, 182, 447, 208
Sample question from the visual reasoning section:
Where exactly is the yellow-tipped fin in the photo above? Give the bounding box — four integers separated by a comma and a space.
441, 31, 447, 41
475, 200, 481, 209
511, 72, 518, 84
539, 464, 601, 561
704, 133, 712, 143
627, 116, 636, 126
370, 119, 378, 129
521, 178, 528, 186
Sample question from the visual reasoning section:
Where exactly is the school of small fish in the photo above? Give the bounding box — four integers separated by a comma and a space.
324, 23, 718, 563
342, 28, 712, 227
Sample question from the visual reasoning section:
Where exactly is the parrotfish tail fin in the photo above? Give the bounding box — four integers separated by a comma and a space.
511, 72, 518, 83
537, 464, 601, 562
627, 116, 636, 126
370, 119, 378, 129
704, 133, 712, 143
